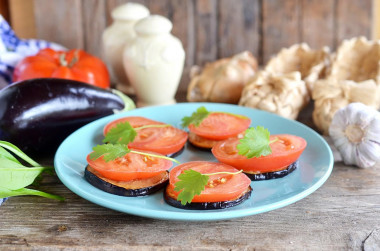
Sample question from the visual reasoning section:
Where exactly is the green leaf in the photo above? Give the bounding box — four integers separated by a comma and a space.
0, 146, 21, 164
0, 141, 40, 167
181, 106, 210, 127
89, 144, 130, 162
103, 121, 137, 144
0, 187, 64, 201
0, 160, 46, 190
174, 169, 209, 205
237, 126, 272, 158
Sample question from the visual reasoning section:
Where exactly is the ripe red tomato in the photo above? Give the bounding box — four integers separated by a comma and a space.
104, 116, 188, 156
212, 134, 307, 173
166, 161, 251, 203
86, 150, 172, 182
188, 112, 251, 140
13, 48, 110, 88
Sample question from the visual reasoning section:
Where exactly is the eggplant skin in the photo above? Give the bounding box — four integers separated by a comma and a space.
84, 166, 169, 197
244, 161, 298, 181
164, 186, 252, 210
0, 78, 125, 156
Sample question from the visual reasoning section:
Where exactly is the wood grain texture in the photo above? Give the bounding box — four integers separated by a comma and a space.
300, 0, 335, 50
261, 0, 302, 64
194, 0, 218, 66
33, 0, 84, 49
217, 0, 261, 60
81, 0, 107, 58
1, 155, 379, 250
335, 0, 372, 45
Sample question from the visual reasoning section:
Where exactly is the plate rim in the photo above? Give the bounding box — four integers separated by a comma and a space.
54, 102, 334, 221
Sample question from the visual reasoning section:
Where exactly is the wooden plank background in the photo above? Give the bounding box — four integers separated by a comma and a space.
28, 0, 374, 91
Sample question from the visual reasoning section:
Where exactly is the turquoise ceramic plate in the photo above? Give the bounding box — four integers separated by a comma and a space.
54, 103, 333, 221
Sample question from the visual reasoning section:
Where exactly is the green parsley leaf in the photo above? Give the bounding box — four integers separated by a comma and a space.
237, 126, 272, 158
90, 144, 130, 162
174, 169, 209, 205
181, 106, 210, 127
103, 121, 137, 144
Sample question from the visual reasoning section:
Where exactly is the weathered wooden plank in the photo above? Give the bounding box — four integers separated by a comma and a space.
335, 0, 372, 45
217, 0, 261, 62
33, 0, 84, 49
0, 160, 379, 250
144, 0, 194, 92
301, 0, 335, 50
194, 0, 218, 66
262, 0, 302, 64
81, 0, 107, 58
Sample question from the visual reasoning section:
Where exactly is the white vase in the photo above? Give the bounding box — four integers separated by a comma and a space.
123, 15, 185, 107
102, 2, 149, 94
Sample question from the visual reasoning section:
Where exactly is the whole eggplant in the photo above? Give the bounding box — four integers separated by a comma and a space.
0, 78, 135, 157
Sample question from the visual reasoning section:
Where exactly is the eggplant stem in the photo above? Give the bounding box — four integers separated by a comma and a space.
111, 89, 136, 113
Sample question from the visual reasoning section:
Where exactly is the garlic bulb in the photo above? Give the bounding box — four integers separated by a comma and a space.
329, 102, 380, 168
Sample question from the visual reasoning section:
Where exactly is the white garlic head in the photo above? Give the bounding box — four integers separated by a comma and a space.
329, 102, 380, 168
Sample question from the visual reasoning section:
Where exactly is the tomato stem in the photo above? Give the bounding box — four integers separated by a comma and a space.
59, 53, 68, 67
203, 169, 243, 176
135, 124, 171, 130
68, 50, 80, 68
130, 150, 180, 164
269, 137, 279, 145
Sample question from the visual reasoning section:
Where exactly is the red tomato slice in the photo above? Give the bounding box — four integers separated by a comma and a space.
103, 116, 188, 155
188, 112, 251, 140
86, 150, 172, 181
167, 161, 251, 203
212, 134, 307, 173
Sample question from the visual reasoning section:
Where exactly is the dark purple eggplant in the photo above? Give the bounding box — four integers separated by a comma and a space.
244, 161, 298, 181
0, 78, 135, 156
164, 186, 252, 210
85, 166, 169, 197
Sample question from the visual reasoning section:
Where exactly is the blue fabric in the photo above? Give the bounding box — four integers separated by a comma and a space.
0, 197, 8, 206
0, 15, 65, 88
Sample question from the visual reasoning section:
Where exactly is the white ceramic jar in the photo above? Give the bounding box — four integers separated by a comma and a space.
102, 2, 150, 94
123, 15, 185, 107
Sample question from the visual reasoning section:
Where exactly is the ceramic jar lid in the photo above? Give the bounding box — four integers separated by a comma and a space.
111, 3, 150, 21
134, 15, 173, 35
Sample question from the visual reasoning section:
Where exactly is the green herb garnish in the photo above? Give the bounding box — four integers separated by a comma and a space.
103, 122, 137, 144
174, 169, 243, 205
0, 141, 64, 201
237, 126, 277, 158
89, 143, 180, 164
181, 106, 210, 127
103, 121, 171, 144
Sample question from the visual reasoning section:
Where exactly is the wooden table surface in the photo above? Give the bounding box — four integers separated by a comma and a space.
1, 101, 380, 251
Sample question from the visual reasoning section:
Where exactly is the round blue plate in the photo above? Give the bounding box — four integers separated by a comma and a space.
54, 103, 333, 221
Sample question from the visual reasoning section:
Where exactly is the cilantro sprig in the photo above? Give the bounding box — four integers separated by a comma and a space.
181, 106, 249, 128
237, 126, 278, 158
89, 143, 180, 164
174, 169, 243, 205
181, 106, 210, 127
103, 121, 171, 145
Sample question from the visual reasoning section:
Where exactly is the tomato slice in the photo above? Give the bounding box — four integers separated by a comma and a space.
166, 161, 251, 203
212, 134, 307, 173
86, 150, 172, 181
103, 116, 188, 155
188, 112, 251, 140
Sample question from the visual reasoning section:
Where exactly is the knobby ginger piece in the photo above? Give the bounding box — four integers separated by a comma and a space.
312, 37, 380, 134
265, 43, 330, 92
187, 51, 258, 104
239, 71, 309, 119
